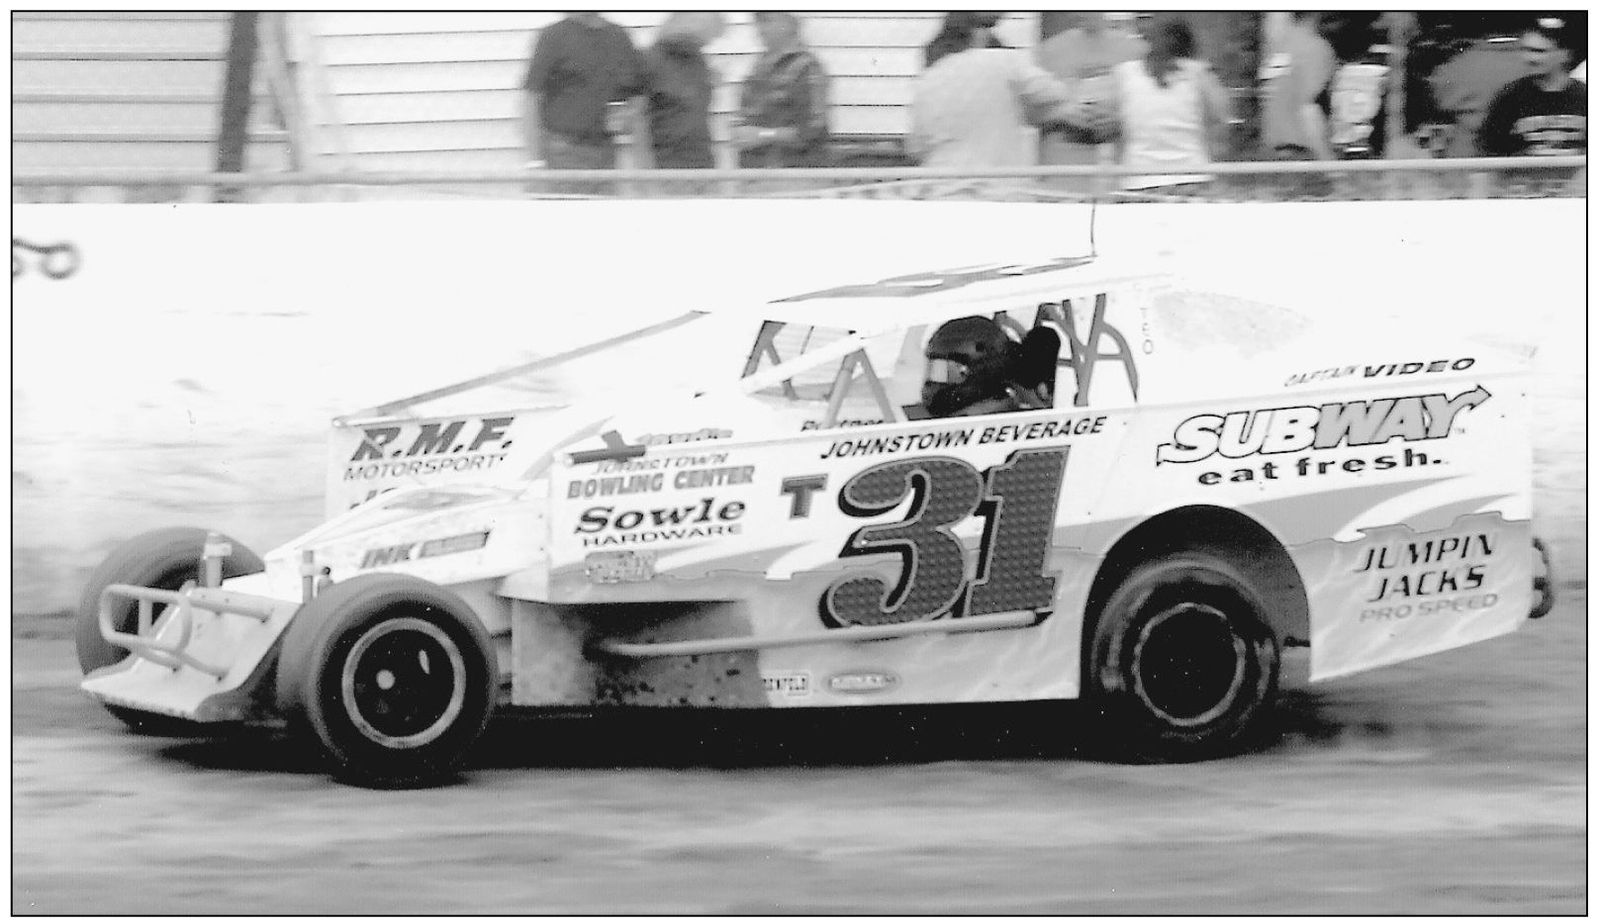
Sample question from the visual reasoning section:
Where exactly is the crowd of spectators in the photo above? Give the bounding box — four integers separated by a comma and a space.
519, 11, 1586, 192
521, 10, 831, 174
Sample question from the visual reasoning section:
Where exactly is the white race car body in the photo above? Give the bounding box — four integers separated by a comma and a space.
82, 253, 1538, 726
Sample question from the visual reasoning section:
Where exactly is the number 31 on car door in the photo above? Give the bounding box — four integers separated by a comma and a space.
819, 447, 1068, 628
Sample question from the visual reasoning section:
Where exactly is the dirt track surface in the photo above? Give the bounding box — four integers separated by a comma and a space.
12, 589, 1585, 915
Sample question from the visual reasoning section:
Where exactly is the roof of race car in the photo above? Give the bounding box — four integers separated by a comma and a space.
743, 254, 1163, 333
341, 252, 1163, 422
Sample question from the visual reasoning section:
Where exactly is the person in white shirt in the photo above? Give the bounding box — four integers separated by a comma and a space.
1259, 11, 1336, 160
1113, 18, 1232, 192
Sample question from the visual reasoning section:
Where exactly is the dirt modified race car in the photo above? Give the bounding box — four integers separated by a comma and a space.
77, 252, 1552, 785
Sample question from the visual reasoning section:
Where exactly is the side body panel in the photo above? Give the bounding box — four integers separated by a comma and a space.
525, 363, 1530, 707
534, 406, 1132, 707
1127, 365, 1531, 680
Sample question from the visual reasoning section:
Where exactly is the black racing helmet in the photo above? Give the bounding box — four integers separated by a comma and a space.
922, 315, 1016, 417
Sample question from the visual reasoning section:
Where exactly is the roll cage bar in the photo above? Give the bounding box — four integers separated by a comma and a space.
738, 290, 1141, 428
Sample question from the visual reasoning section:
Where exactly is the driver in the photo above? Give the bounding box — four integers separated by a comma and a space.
921, 316, 1023, 418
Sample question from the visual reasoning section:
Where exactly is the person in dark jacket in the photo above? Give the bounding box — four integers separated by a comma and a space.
736, 12, 831, 167
1477, 17, 1587, 155
641, 12, 726, 169
521, 13, 647, 170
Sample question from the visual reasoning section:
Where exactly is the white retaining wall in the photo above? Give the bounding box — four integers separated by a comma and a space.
11, 198, 1585, 613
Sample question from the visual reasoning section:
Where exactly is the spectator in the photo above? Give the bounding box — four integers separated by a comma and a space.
1324, 15, 1391, 158
521, 12, 647, 174
1035, 13, 1147, 190
908, 15, 1079, 171
1426, 28, 1532, 157
641, 12, 725, 169
1478, 18, 1587, 156
736, 12, 831, 168
925, 11, 1007, 68
1113, 18, 1231, 193
1328, 60, 1390, 159
1259, 11, 1337, 159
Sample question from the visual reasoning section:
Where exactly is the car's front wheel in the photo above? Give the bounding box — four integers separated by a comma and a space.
1086, 552, 1280, 761
275, 574, 497, 788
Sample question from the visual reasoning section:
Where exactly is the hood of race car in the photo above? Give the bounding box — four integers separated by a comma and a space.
264, 483, 547, 595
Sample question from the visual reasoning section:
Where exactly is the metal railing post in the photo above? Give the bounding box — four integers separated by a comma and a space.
214, 12, 261, 204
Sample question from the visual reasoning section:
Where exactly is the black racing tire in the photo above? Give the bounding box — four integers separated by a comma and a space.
1528, 537, 1554, 619
274, 574, 497, 788
1086, 552, 1280, 762
75, 527, 265, 733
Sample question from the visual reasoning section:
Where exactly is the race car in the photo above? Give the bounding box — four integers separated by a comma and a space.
76, 252, 1553, 786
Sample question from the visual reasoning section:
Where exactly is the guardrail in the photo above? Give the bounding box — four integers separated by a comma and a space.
12, 157, 1586, 203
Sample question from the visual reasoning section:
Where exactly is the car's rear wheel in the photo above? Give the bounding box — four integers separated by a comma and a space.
275, 574, 497, 788
75, 527, 264, 733
1086, 552, 1280, 761
1529, 537, 1554, 619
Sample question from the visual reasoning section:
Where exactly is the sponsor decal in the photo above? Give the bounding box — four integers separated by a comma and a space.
672, 464, 754, 490
361, 544, 416, 569
568, 430, 646, 465
1362, 358, 1475, 378
820, 427, 973, 461
638, 428, 731, 447
801, 418, 887, 431
592, 450, 729, 475
1293, 359, 1475, 387
819, 414, 1103, 461
827, 670, 900, 694
1361, 592, 1500, 621
565, 464, 754, 499
419, 531, 492, 558
584, 550, 657, 584
1157, 387, 1489, 465
1186, 450, 1441, 487
569, 428, 732, 467
359, 529, 491, 569
978, 415, 1106, 444
344, 416, 514, 482
1157, 387, 1490, 486
780, 475, 829, 519
12, 238, 80, 281
569, 472, 665, 498
819, 448, 1066, 628
1356, 527, 1496, 607
1284, 365, 1358, 388
574, 496, 746, 548
762, 671, 812, 698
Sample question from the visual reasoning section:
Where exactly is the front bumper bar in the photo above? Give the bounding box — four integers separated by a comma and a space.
100, 582, 277, 677
84, 581, 299, 722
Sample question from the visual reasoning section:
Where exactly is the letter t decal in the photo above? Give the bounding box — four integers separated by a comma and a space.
780, 475, 828, 519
